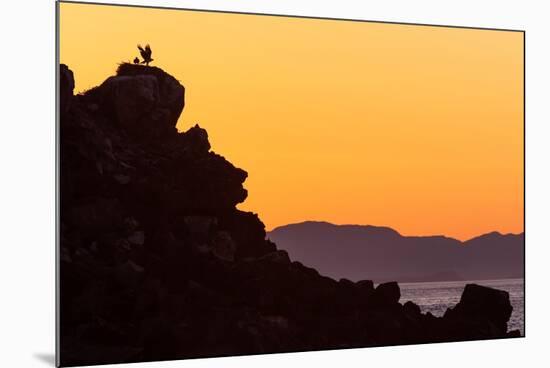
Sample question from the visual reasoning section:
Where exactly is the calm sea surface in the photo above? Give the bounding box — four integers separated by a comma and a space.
398, 278, 524, 334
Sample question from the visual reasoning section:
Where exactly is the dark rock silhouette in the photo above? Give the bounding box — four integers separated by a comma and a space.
268, 221, 524, 282
82, 63, 185, 137
372, 281, 400, 306
59, 64, 74, 115
443, 284, 513, 337
59, 64, 520, 366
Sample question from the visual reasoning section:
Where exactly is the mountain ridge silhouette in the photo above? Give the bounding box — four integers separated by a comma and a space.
268, 221, 524, 283
270, 220, 523, 242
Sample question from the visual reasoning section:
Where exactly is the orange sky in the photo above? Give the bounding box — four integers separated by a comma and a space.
59, 2, 524, 240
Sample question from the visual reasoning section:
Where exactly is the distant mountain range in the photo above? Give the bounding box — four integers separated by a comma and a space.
268, 221, 524, 283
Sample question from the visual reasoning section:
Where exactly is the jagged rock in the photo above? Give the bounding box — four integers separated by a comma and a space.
184, 216, 217, 235
291, 261, 320, 278
60, 64, 74, 115
115, 239, 132, 251
61, 246, 72, 263
338, 278, 355, 288
114, 260, 145, 288
444, 283, 513, 335
356, 279, 375, 294
403, 300, 421, 316
262, 316, 289, 330
85, 63, 185, 136
460, 284, 513, 324
258, 250, 291, 265
178, 124, 210, 155
67, 198, 124, 232
128, 231, 145, 246
114, 174, 131, 185
123, 217, 139, 233
372, 281, 400, 305
98, 75, 159, 127
211, 231, 236, 261
220, 211, 274, 258
116, 63, 185, 128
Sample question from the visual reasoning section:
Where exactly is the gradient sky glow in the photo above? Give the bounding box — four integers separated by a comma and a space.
60, 2, 524, 240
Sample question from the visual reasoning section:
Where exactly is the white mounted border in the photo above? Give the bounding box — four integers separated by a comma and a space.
1, 1, 549, 368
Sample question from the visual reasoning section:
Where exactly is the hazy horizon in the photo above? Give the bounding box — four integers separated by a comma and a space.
268, 220, 524, 283
267, 219, 524, 240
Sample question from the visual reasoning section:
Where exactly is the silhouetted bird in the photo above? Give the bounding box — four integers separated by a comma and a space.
133, 57, 140, 64
137, 44, 154, 66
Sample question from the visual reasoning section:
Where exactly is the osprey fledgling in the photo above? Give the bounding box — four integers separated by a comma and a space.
133, 57, 140, 64
137, 44, 154, 66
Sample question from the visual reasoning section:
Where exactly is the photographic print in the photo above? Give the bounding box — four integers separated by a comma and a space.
57, 1, 524, 366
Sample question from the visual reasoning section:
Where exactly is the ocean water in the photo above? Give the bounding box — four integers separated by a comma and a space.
398, 278, 524, 335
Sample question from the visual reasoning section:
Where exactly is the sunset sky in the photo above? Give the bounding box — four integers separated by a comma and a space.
59, 2, 524, 241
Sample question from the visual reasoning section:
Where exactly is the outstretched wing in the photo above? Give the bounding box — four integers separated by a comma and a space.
145, 44, 152, 58
137, 44, 146, 58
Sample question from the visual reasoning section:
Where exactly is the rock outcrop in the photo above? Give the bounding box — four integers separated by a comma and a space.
440, 284, 514, 339
59, 63, 520, 366
82, 63, 185, 137
59, 64, 74, 115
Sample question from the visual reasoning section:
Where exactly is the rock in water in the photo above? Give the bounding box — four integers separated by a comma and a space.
445, 283, 513, 335
373, 281, 401, 305
356, 279, 374, 292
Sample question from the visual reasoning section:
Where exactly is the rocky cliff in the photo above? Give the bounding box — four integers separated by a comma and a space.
59, 63, 520, 366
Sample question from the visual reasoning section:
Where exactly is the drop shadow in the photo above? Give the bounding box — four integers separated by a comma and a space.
33, 353, 55, 366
